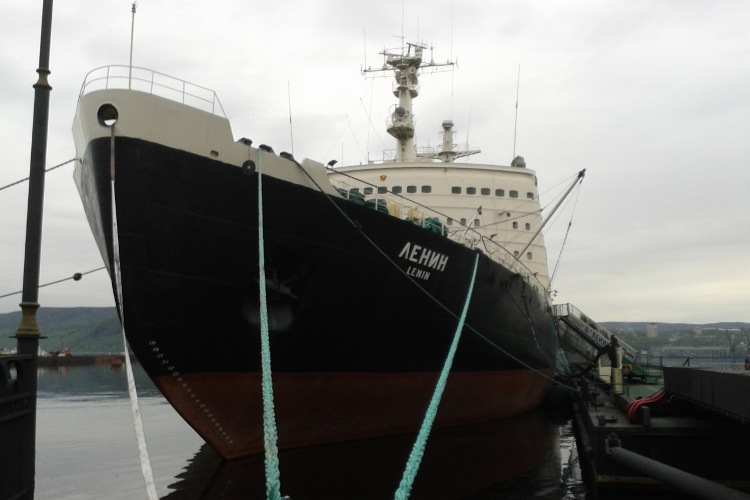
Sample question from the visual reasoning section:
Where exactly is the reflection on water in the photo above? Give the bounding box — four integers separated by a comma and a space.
35, 365, 585, 499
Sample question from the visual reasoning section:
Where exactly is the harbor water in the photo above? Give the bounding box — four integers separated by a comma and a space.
34, 364, 586, 499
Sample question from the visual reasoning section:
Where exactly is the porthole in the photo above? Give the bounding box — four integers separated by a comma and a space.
97, 103, 119, 127
241, 160, 256, 175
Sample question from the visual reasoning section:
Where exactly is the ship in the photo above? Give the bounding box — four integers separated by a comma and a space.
72, 43, 581, 460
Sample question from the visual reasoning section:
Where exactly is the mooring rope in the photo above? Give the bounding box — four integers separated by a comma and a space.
394, 252, 479, 499
109, 127, 158, 500
292, 161, 578, 393
256, 150, 283, 500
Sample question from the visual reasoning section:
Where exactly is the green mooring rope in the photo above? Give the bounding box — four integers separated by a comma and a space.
394, 253, 479, 499
257, 150, 282, 500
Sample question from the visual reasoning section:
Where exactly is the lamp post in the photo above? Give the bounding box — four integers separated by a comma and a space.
13, 1, 54, 497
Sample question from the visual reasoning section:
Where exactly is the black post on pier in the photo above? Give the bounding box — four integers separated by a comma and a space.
1, 2, 54, 499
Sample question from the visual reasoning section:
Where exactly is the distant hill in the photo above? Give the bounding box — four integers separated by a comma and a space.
0, 307, 121, 354
601, 321, 750, 334
1, 307, 747, 354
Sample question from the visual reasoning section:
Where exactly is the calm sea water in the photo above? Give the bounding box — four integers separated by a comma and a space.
35, 364, 586, 499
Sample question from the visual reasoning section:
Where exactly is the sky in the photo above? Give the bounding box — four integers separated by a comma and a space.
1, 0, 749, 323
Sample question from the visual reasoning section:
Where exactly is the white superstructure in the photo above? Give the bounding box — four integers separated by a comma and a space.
327, 43, 552, 293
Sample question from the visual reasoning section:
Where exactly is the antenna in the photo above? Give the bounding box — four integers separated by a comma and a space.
512, 64, 520, 160
288, 81, 294, 155
128, 2, 137, 89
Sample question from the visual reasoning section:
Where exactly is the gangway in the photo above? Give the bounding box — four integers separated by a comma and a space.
553, 303, 649, 379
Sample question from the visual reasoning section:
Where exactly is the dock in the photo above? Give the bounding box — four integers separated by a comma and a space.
36, 354, 126, 368
571, 366, 750, 499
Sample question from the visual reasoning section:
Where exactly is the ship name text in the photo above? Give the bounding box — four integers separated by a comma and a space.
397, 242, 449, 280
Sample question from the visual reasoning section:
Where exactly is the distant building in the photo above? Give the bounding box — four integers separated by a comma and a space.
646, 323, 659, 338
693, 328, 703, 337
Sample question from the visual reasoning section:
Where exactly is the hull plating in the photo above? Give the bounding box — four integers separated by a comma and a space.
76, 136, 558, 459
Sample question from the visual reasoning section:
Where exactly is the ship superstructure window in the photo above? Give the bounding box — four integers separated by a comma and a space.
392, 186, 402, 194
510, 190, 518, 198
451, 186, 462, 194
363, 187, 373, 195
350, 188, 360, 194
421, 186, 432, 193
527, 192, 534, 199
527, 252, 533, 260
525, 223, 531, 230
474, 219, 480, 227
481, 188, 491, 196
378, 186, 387, 194
407, 186, 417, 193
460, 218, 467, 225
467, 187, 476, 195
495, 189, 505, 197
514, 251, 519, 257
447, 217, 453, 225
513, 222, 518, 229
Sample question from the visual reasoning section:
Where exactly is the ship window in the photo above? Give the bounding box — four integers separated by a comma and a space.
392, 186, 402, 194
447, 217, 453, 225
527, 252, 533, 260
407, 185, 417, 193
460, 218, 467, 226
474, 219, 480, 227
527, 192, 534, 200
378, 186, 387, 194
421, 185, 432, 193
481, 188, 491, 196
350, 188, 360, 193
512, 222, 518, 229
509, 190, 518, 198
514, 251, 519, 257
363, 187, 373, 195
495, 189, 505, 197
525, 223, 531, 230
451, 186, 462, 194
466, 187, 476, 195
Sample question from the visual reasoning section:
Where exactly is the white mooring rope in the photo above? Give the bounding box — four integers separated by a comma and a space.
110, 126, 159, 499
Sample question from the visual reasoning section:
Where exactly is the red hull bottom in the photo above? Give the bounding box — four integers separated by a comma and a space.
155, 370, 555, 460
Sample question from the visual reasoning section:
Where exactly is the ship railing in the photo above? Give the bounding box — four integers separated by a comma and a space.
332, 179, 547, 292
79, 65, 226, 117
553, 303, 639, 361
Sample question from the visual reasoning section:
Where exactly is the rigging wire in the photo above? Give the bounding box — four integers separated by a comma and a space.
549, 184, 582, 286
0, 158, 75, 192
0, 266, 106, 300
295, 161, 579, 393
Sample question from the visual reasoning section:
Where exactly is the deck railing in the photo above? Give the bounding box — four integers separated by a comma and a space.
79, 65, 226, 117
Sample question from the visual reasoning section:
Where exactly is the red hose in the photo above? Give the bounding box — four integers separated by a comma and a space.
626, 389, 667, 423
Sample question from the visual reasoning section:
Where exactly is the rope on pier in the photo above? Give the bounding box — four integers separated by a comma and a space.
394, 253, 479, 500
256, 149, 283, 500
110, 127, 159, 500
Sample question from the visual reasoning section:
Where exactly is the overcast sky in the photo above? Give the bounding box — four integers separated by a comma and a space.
1, 1, 749, 323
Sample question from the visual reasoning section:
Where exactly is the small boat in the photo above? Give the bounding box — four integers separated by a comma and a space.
72, 42, 578, 460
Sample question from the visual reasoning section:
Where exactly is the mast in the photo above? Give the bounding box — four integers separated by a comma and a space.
364, 42, 454, 163
385, 43, 421, 162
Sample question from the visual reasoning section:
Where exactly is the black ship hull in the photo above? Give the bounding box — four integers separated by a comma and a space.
76, 136, 558, 459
